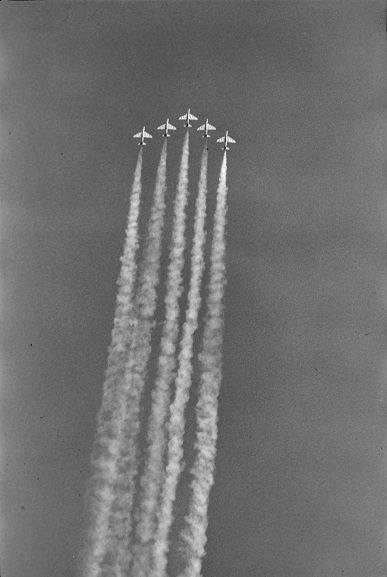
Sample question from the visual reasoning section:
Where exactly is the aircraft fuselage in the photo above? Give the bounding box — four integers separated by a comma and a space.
139, 127, 147, 145
223, 131, 229, 150
162, 119, 171, 137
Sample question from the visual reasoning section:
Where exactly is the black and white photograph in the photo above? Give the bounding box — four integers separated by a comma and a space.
0, 2, 385, 577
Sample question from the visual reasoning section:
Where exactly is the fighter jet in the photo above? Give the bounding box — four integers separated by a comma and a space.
197, 119, 216, 138
179, 109, 198, 128
133, 127, 153, 146
217, 131, 236, 151
157, 118, 177, 137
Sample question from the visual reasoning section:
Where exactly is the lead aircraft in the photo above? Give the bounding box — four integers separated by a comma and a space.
133, 126, 153, 145
178, 109, 198, 127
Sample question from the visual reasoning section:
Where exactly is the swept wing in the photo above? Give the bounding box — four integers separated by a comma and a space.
197, 122, 216, 131
217, 135, 236, 143
157, 122, 176, 130
179, 112, 198, 121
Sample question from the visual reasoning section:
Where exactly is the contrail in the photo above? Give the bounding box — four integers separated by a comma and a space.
178, 152, 228, 577
81, 149, 143, 577
108, 140, 169, 576
132, 131, 190, 577
151, 146, 209, 577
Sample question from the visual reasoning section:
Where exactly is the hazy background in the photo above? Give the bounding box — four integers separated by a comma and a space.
0, 2, 386, 576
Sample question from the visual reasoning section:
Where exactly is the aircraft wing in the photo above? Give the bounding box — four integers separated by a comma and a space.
197, 124, 206, 131
143, 131, 153, 138
179, 113, 188, 120
133, 132, 142, 138
207, 123, 216, 130
226, 136, 236, 143
217, 136, 226, 142
166, 122, 176, 130
157, 124, 166, 130
188, 113, 198, 120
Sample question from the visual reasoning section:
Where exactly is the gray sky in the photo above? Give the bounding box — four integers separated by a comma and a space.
0, 2, 386, 577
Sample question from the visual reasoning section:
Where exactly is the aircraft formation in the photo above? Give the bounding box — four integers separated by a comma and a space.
133, 108, 236, 150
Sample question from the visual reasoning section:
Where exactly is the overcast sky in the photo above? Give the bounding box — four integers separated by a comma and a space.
0, 2, 386, 577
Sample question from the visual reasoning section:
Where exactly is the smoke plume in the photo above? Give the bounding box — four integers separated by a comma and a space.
178, 152, 228, 577
109, 140, 168, 576
81, 149, 143, 577
133, 132, 190, 577
151, 146, 209, 577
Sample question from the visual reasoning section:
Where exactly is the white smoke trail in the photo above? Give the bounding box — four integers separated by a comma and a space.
132, 132, 190, 576
108, 140, 169, 577
178, 153, 228, 577
151, 147, 209, 577
81, 149, 143, 577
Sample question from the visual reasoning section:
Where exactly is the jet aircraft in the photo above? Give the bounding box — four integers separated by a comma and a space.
197, 119, 217, 138
179, 109, 198, 127
217, 131, 236, 150
157, 119, 177, 137
133, 127, 153, 146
